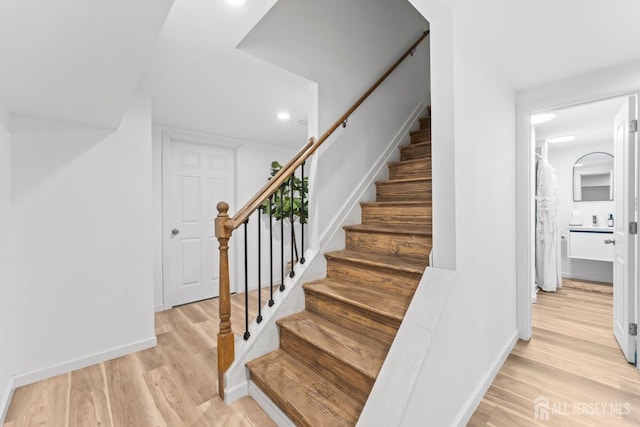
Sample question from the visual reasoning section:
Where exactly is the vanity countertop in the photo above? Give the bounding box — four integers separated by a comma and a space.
568, 226, 614, 232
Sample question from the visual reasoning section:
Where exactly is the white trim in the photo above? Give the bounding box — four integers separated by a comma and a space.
223, 380, 249, 404
12, 337, 156, 388
561, 272, 613, 284
154, 304, 165, 312
161, 129, 239, 308
453, 330, 519, 427
248, 380, 296, 427
0, 376, 15, 425
319, 94, 430, 248
516, 105, 533, 340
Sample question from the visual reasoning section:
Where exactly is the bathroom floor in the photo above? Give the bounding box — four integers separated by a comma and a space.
561, 277, 613, 295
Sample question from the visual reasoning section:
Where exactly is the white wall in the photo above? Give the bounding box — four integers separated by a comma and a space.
394, 4, 519, 425
238, 0, 430, 252
152, 126, 297, 309
0, 105, 15, 421
547, 140, 614, 283
10, 94, 156, 383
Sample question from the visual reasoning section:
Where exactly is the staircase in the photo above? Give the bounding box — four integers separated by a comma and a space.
245, 111, 433, 426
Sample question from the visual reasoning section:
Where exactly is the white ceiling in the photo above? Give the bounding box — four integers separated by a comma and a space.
135, 0, 312, 147
0, 0, 174, 128
411, 0, 640, 91
1, 0, 640, 139
534, 96, 626, 147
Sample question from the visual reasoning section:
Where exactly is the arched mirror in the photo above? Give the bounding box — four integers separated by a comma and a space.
573, 152, 614, 201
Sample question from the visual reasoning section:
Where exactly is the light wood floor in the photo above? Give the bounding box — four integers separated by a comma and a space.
469, 279, 640, 426
3, 290, 277, 427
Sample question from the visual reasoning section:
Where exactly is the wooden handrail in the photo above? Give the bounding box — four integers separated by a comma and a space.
227, 29, 430, 231
214, 29, 430, 400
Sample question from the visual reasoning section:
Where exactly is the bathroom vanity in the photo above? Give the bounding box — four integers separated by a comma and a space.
567, 226, 614, 262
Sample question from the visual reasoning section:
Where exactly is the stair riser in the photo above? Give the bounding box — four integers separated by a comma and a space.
304, 291, 399, 346
345, 230, 431, 261
420, 117, 430, 131
361, 204, 432, 226
326, 258, 422, 296
388, 160, 430, 181
376, 180, 431, 202
401, 143, 431, 161
280, 328, 373, 406
410, 132, 430, 144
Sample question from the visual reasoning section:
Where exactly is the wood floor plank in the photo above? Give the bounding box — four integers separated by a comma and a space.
68, 364, 112, 427
3, 290, 279, 427
469, 281, 640, 426
142, 365, 203, 426
4, 373, 70, 426
104, 355, 165, 427
232, 396, 278, 427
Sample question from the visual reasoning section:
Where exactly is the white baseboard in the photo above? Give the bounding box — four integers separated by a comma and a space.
0, 376, 15, 425
154, 304, 165, 312
454, 330, 519, 427
561, 272, 612, 284
13, 336, 157, 388
249, 380, 295, 427
224, 379, 249, 404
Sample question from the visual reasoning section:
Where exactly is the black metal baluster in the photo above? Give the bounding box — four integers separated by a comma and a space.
269, 194, 274, 307
243, 220, 250, 340
256, 210, 262, 323
300, 162, 306, 264
289, 174, 295, 278
280, 184, 285, 291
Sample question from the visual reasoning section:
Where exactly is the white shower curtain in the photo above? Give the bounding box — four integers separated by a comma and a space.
535, 158, 562, 292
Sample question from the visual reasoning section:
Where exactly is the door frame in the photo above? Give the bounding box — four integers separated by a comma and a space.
516, 87, 639, 368
161, 128, 241, 310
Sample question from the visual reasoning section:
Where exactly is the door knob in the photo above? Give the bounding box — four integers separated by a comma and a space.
172, 228, 180, 236
604, 238, 615, 245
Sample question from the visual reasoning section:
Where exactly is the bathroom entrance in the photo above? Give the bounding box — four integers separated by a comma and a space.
528, 94, 638, 364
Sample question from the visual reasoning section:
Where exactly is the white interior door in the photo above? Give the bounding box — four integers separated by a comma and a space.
613, 96, 637, 363
164, 140, 235, 307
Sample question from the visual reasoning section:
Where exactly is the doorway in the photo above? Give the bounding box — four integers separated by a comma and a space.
162, 131, 238, 308
520, 94, 639, 366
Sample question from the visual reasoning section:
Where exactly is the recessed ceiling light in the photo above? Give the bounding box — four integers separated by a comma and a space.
548, 135, 575, 143
277, 112, 291, 120
226, 0, 245, 6
530, 113, 556, 124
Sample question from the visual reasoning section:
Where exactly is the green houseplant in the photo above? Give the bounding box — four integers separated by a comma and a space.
261, 161, 309, 262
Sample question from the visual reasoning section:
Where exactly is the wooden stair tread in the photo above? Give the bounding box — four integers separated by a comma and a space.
324, 249, 428, 274
387, 158, 430, 167
277, 311, 387, 380
376, 176, 432, 185
360, 200, 431, 207
410, 129, 430, 137
400, 141, 431, 149
247, 350, 361, 426
344, 223, 432, 236
303, 278, 410, 322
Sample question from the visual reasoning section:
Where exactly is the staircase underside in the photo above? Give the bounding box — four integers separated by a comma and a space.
246, 110, 433, 426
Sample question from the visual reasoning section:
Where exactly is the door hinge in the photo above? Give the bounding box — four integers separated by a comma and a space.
630, 323, 638, 337
630, 222, 638, 235
631, 119, 638, 133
